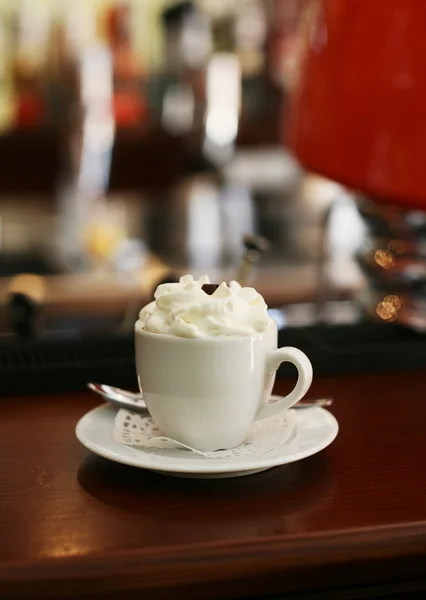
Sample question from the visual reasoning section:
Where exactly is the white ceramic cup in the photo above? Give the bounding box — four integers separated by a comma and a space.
134, 319, 313, 452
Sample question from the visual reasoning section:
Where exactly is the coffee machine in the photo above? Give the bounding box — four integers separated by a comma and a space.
280, 0, 426, 372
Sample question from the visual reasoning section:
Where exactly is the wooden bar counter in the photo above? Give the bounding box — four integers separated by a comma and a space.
0, 371, 425, 599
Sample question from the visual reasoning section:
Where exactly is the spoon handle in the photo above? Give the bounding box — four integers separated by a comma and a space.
295, 398, 333, 408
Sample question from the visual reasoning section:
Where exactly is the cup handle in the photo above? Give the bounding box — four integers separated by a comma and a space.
256, 347, 313, 420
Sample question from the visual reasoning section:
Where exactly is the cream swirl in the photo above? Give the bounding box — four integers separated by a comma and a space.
137, 274, 270, 338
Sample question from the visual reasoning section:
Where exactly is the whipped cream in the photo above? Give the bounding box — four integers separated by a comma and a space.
138, 274, 271, 339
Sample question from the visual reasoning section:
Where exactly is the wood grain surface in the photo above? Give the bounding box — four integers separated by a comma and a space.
0, 371, 426, 599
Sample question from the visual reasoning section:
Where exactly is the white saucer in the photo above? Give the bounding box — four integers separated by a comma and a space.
76, 401, 338, 479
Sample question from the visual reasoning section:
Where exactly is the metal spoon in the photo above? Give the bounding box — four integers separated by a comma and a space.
87, 383, 146, 411
88, 382, 333, 413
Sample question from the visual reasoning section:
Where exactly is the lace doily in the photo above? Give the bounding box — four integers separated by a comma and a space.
113, 408, 296, 459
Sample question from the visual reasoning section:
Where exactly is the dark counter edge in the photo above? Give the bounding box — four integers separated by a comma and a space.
2, 321, 426, 397
1, 522, 426, 599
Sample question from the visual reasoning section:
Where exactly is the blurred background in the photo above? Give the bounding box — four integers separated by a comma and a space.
0, 0, 424, 392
